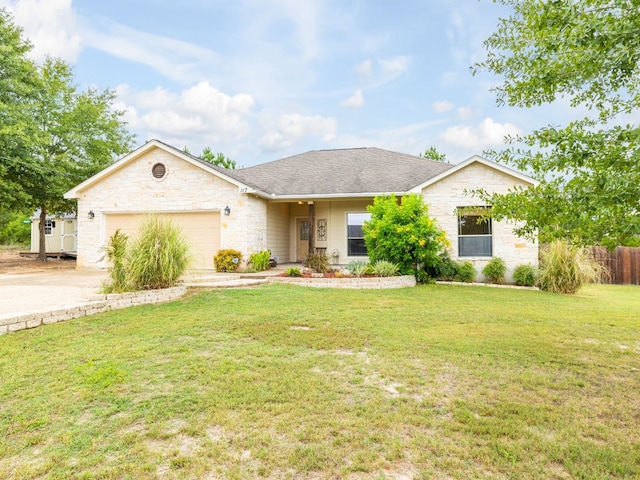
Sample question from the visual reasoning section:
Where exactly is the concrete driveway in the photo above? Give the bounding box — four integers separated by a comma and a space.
0, 269, 107, 320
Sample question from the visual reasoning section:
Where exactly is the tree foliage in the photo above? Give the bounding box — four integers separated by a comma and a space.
474, 0, 640, 248
363, 194, 448, 276
0, 9, 38, 208
0, 10, 135, 258
420, 146, 447, 162
184, 146, 237, 169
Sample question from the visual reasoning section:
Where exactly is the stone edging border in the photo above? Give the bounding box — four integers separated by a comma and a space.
0, 286, 187, 336
267, 275, 416, 289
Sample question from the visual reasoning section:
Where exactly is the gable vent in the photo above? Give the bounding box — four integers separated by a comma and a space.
152, 163, 166, 179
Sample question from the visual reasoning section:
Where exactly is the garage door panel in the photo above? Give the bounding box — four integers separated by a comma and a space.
105, 212, 220, 269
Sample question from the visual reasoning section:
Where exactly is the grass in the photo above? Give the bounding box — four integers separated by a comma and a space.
1, 283, 639, 479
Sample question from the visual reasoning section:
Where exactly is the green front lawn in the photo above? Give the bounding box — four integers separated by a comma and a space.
1, 284, 639, 479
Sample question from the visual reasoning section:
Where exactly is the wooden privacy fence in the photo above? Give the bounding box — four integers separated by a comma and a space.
591, 246, 640, 285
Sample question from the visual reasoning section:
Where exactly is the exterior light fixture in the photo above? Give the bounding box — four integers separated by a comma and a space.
223, 205, 230, 216
88, 210, 95, 220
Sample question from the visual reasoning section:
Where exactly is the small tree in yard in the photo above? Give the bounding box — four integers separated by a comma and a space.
363, 194, 448, 276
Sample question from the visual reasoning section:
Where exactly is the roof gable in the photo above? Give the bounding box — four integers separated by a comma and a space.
410, 155, 538, 192
64, 139, 254, 199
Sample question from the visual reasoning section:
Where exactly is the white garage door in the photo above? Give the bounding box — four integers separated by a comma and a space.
105, 212, 220, 269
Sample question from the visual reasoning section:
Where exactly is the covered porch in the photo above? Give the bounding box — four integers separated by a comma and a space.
265, 197, 374, 265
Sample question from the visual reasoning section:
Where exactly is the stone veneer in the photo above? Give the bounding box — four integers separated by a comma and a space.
267, 275, 416, 289
75, 147, 267, 269
421, 160, 538, 282
0, 286, 186, 335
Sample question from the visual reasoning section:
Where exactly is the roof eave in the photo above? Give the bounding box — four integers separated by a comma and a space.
265, 191, 406, 201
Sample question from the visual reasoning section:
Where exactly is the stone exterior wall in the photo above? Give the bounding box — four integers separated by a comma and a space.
0, 286, 187, 336
422, 161, 538, 282
75, 147, 266, 269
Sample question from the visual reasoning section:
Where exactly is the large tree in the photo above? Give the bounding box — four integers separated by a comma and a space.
474, 0, 640, 248
0, 10, 134, 259
0, 9, 39, 209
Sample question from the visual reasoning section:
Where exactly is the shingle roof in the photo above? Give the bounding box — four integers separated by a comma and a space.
229, 147, 454, 196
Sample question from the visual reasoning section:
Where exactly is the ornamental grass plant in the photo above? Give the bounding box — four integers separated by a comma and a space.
538, 239, 604, 294
125, 215, 191, 290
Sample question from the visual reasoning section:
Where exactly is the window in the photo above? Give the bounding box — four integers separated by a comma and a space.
44, 219, 53, 236
347, 213, 371, 256
458, 208, 492, 257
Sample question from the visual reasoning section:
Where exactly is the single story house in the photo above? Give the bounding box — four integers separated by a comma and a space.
64, 139, 538, 280
30, 211, 77, 254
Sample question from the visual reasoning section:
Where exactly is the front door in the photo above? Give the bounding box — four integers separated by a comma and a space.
296, 218, 309, 262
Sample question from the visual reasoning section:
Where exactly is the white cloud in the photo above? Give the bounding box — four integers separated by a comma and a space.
81, 21, 218, 85
432, 101, 454, 113
378, 55, 411, 82
355, 59, 373, 79
457, 106, 473, 120
259, 113, 337, 152
341, 89, 365, 108
1, 0, 82, 62
117, 81, 255, 143
440, 117, 520, 150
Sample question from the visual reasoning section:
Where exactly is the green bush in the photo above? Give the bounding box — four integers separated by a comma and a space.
456, 261, 477, 283
421, 252, 458, 281
538, 240, 603, 294
304, 252, 330, 273
126, 216, 191, 290
372, 260, 399, 277
0, 211, 31, 245
346, 260, 369, 278
513, 264, 537, 286
482, 257, 507, 284
285, 267, 301, 277
214, 249, 243, 272
249, 250, 271, 272
100, 229, 129, 293
363, 194, 449, 276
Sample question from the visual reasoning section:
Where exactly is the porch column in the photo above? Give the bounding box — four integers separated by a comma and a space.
308, 201, 315, 254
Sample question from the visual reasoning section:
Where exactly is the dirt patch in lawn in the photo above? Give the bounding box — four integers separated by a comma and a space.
0, 247, 76, 274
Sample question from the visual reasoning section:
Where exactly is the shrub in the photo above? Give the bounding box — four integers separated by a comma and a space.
421, 252, 458, 281
249, 250, 271, 272
126, 216, 191, 290
363, 194, 449, 275
100, 229, 130, 293
538, 240, 603, 294
0, 211, 30, 245
346, 260, 369, 278
372, 260, 399, 277
456, 261, 477, 283
513, 264, 537, 286
482, 257, 506, 284
285, 267, 301, 277
215, 249, 243, 272
304, 252, 330, 273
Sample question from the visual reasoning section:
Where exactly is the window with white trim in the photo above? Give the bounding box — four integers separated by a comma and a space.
458, 208, 492, 257
44, 219, 53, 236
347, 213, 371, 256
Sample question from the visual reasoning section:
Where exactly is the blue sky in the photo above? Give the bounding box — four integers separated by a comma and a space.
2, 0, 541, 167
